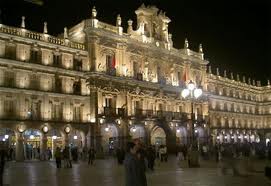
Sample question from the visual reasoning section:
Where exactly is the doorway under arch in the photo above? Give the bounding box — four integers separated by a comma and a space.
101, 124, 119, 154
130, 125, 146, 141
151, 126, 166, 146
23, 129, 41, 160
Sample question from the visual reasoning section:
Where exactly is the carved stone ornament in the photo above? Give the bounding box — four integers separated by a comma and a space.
135, 86, 141, 95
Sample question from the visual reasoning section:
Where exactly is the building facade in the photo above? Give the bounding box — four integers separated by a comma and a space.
0, 5, 270, 161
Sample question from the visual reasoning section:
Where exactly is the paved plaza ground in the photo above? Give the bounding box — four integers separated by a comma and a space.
3, 156, 271, 186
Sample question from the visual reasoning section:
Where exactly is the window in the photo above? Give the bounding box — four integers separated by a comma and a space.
73, 58, 82, 71
51, 103, 63, 121
73, 80, 81, 95
53, 54, 61, 67
179, 105, 183, 112
55, 76, 62, 93
30, 49, 41, 64
31, 102, 41, 120
4, 71, 14, 87
4, 100, 14, 116
106, 55, 116, 76
5, 45, 16, 60
73, 106, 82, 122
105, 98, 112, 108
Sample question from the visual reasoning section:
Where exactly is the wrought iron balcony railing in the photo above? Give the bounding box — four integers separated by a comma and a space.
103, 107, 125, 118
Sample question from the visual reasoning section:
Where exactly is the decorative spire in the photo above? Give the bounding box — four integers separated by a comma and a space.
248, 78, 251, 85
230, 72, 234, 80
43, 22, 48, 34
242, 76, 246, 83
252, 79, 256, 86
208, 65, 212, 74
64, 27, 68, 39
127, 19, 133, 34
216, 68, 219, 76
116, 14, 122, 26
223, 70, 227, 78
199, 44, 203, 53
21, 16, 25, 28
184, 38, 189, 49
236, 74, 240, 81
268, 80, 270, 86
257, 81, 261, 87
92, 6, 97, 18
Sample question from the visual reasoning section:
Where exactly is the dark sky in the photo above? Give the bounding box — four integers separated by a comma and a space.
1, 0, 270, 84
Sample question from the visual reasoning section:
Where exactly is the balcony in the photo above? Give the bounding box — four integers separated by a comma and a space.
103, 107, 125, 118
130, 109, 188, 121
106, 68, 116, 76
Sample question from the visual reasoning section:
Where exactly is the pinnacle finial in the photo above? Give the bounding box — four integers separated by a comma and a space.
242, 76, 246, 83
216, 68, 219, 76
208, 65, 212, 74
268, 80, 270, 86
248, 78, 251, 85
43, 22, 48, 34
116, 14, 122, 26
237, 74, 240, 81
127, 19, 133, 33
223, 70, 227, 78
252, 79, 256, 86
199, 44, 203, 53
184, 38, 189, 49
21, 16, 25, 28
92, 6, 97, 18
230, 72, 234, 80
64, 27, 68, 39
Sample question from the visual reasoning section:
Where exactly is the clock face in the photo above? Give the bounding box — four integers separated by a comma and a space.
43, 126, 49, 133
64, 126, 71, 134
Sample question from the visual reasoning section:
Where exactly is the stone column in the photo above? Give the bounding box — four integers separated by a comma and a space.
40, 133, 48, 160
120, 119, 129, 149
15, 132, 24, 161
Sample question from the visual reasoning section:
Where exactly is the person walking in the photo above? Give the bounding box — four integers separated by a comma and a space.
0, 149, 6, 186
146, 146, 155, 171
63, 146, 71, 168
88, 147, 96, 165
55, 147, 62, 168
124, 142, 147, 186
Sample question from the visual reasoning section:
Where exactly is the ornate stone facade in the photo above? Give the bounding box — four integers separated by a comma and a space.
0, 5, 270, 160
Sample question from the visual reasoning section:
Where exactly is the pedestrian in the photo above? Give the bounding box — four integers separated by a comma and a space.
63, 146, 71, 168
146, 146, 155, 171
88, 147, 96, 165
55, 147, 62, 168
0, 149, 6, 186
124, 142, 147, 186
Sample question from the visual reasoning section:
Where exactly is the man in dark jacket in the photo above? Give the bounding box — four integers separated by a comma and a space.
124, 142, 147, 186
0, 149, 6, 186
88, 147, 96, 165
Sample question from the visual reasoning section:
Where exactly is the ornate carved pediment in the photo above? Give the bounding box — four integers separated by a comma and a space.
100, 47, 115, 57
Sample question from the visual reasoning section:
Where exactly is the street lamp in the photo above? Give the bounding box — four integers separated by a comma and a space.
181, 80, 203, 145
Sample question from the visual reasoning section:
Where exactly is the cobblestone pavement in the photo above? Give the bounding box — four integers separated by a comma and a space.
3, 156, 270, 186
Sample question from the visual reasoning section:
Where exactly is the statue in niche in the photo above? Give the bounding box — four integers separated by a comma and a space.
153, 21, 160, 39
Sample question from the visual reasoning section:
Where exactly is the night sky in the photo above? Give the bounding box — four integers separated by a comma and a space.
1, 0, 270, 84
